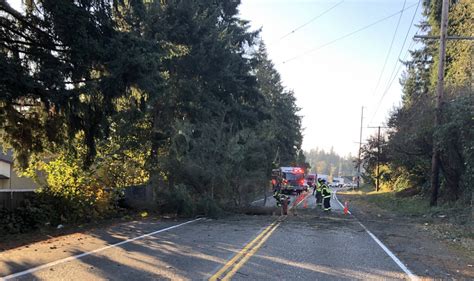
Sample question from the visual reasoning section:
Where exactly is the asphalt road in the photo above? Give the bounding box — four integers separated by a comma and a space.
1, 190, 413, 280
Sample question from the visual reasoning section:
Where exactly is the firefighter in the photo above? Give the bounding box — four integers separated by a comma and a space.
315, 178, 323, 208
273, 188, 290, 216
272, 176, 284, 207
321, 179, 331, 211
273, 189, 282, 207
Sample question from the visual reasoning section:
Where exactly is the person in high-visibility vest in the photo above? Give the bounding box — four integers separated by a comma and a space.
273, 189, 283, 207
321, 179, 331, 211
315, 179, 323, 208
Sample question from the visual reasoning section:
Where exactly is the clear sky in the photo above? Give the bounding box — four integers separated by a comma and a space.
239, 0, 423, 156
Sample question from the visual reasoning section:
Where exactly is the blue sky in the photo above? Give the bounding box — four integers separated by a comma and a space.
239, 0, 424, 156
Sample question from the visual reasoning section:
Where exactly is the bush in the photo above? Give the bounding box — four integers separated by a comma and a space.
156, 184, 223, 218
0, 197, 51, 234
0, 189, 121, 235
33, 154, 119, 223
0, 154, 123, 235
157, 184, 195, 217
195, 195, 221, 218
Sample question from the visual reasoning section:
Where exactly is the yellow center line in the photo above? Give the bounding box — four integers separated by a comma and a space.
209, 220, 279, 281
221, 222, 280, 280
209, 192, 311, 280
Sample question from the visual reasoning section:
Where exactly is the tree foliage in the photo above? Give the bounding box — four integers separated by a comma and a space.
0, 0, 303, 216
305, 148, 356, 178
362, 0, 473, 205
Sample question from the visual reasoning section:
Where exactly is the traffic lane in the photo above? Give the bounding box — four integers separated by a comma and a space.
233, 210, 408, 280
302, 188, 344, 211
260, 192, 310, 208
4, 216, 276, 280
271, 190, 341, 212
0, 218, 185, 277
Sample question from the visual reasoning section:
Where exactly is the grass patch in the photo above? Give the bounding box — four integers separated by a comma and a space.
365, 192, 429, 216
338, 184, 372, 195
341, 184, 471, 223
341, 184, 425, 216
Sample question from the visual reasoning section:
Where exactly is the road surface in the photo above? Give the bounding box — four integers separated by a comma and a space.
0, 190, 415, 280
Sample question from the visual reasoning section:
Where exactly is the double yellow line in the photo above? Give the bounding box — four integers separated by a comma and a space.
209, 220, 281, 281
210, 192, 310, 280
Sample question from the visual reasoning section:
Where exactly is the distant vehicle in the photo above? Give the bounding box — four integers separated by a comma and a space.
280, 167, 306, 195
332, 177, 344, 188
328, 182, 338, 188
344, 182, 356, 188
305, 173, 317, 188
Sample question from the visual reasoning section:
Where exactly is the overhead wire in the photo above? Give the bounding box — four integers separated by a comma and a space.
277, 0, 345, 42
368, 0, 422, 125
280, 2, 419, 65
370, 0, 407, 97
380, 1, 421, 97
367, 38, 417, 126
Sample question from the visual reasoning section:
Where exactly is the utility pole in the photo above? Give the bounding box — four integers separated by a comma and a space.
357, 106, 364, 189
376, 126, 381, 192
430, 0, 449, 206
368, 126, 388, 192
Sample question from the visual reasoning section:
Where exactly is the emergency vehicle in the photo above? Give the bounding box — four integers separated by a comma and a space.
305, 173, 317, 187
272, 167, 306, 195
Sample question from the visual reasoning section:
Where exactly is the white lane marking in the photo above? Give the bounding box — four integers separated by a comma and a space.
2, 218, 203, 280
251, 198, 264, 204
333, 190, 419, 281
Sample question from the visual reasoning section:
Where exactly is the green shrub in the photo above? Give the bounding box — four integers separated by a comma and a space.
195, 195, 222, 218
156, 184, 223, 218
0, 154, 123, 235
33, 154, 119, 223
0, 197, 52, 234
157, 184, 195, 217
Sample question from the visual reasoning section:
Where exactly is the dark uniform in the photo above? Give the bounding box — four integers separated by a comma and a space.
273, 189, 283, 207
321, 182, 331, 211
315, 179, 323, 208
273, 178, 283, 206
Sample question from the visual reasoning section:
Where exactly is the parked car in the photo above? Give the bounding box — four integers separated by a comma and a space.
329, 181, 344, 188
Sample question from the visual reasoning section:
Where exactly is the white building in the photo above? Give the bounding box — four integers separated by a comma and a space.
0, 149, 38, 209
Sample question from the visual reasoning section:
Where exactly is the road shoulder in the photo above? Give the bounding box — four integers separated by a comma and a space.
337, 189, 474, 279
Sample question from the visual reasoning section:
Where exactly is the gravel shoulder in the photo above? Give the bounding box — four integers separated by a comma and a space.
337, 189, 474, 279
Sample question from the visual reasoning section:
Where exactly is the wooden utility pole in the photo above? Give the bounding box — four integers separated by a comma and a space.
376, 126, 381, 192
430, 0, 449, 206
357, 107, 364, 189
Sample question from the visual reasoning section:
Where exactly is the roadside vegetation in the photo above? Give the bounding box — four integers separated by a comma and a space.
344, 184, 469, 221
360, 0, 473, 218
339, 184, 474, 263
304, 147, 357, 178
0, 0, 306, 235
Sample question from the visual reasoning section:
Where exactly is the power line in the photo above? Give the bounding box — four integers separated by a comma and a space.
370, 0, 407, 97
368, 0, 422, 125
368, 38, 417, 125
277, 0, 345, 42
381, 0, 421, 97
280, 2, 419, 65
368, 29, 420, 125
